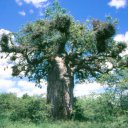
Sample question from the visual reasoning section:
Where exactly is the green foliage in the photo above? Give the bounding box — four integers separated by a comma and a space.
72, 91, 128, 122
0, 119, 128, 128
0, 92, 128, 127
0, 93, 51, 123
0, 93, 17, 116
10, 95, 51, 123
72, 95, 111, 122
54, 15, 71, 33
120, 95, 128, 111
45, 0, 67, 19
72, 98, 87, 121
98, 68, 128, 114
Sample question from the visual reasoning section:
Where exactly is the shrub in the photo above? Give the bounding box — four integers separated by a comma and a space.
10, 95, 51, 123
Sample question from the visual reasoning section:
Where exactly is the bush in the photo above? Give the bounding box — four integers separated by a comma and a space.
10, 95, 51, 123
0, 93, 18, 117
72, 92, 126, 122
0, 92, 128, 125
120, 95, 128, 111
72, 97, 88, 121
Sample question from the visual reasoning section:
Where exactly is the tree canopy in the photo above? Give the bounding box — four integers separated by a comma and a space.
0, 2, 127, 84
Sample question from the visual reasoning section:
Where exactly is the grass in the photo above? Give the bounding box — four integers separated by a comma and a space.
0, 118, 128, 128
0, 114, 128, 128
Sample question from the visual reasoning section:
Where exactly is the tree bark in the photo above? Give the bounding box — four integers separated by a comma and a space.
47, 56, 74, 119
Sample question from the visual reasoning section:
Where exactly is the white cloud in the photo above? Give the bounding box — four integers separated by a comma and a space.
19, 11, 26, 16
7, 82, 47, 97
18, 80, 47, 90
24, 0, 48, 8
0, 80, 15, 91
114, 32, 128, 42
16, 0, 48, 8
16, 0, 23, 6
0, 66, 12, 79
108, 0, 127, 9
74, 82, 104, 97
15, 0, 49, 16
114, 31, 128, 56
0, 29, 10, 40
0, 29, 10, 35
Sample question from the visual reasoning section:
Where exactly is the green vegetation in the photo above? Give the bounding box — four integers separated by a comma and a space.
0, 119, 128, 128
0, 88, 128, 128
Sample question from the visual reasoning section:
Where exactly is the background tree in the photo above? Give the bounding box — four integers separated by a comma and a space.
98, 67, 128, 113
0, 0, 128, 119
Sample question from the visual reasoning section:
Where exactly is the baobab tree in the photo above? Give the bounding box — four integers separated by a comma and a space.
0, 1, 127, 119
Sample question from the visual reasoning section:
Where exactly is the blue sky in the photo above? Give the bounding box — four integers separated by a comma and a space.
0, 0, 128, 97
0, 0, 128, 33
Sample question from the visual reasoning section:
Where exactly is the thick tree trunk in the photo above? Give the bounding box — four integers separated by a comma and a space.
47, 56, 74, 119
